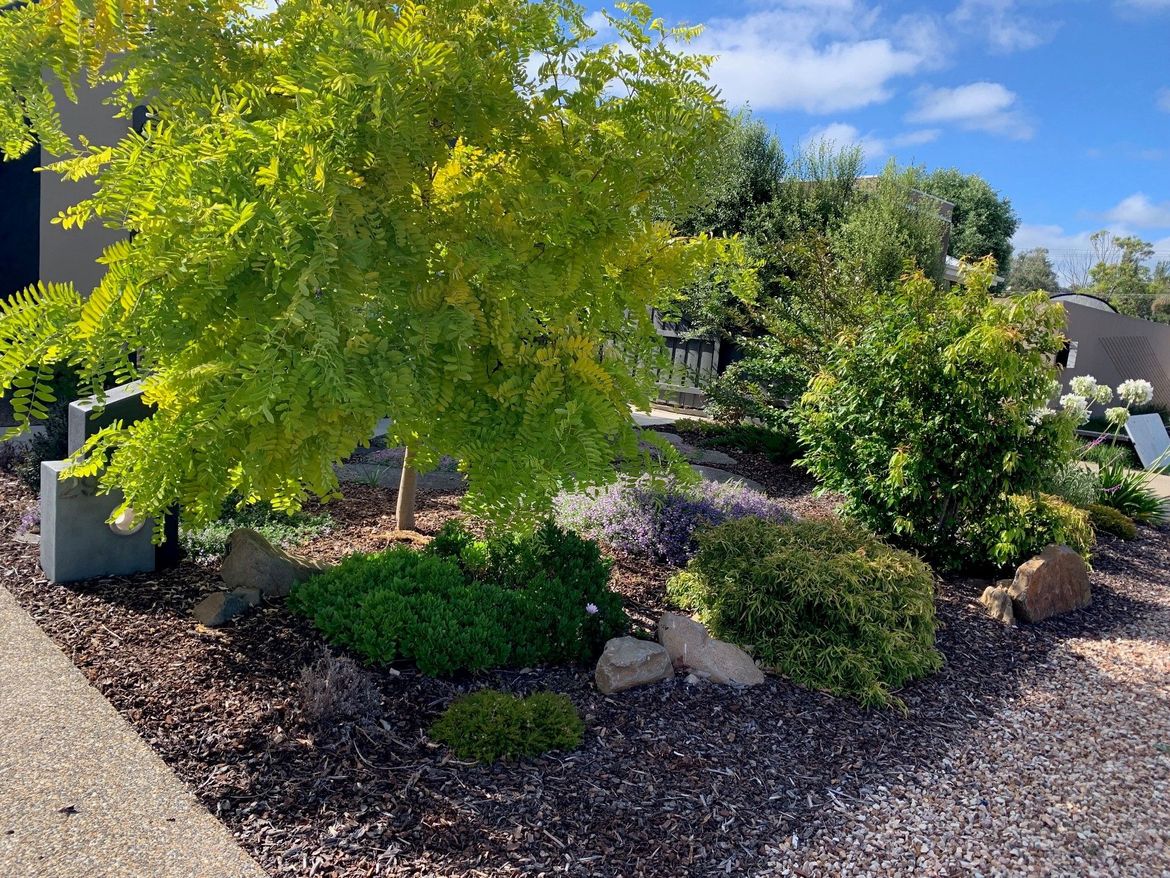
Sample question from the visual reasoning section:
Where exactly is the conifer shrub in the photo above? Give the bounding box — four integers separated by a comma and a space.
429, 689, 584, 763
667, 516, 942, 709
290, 521, 625, 676
1086, 503, 1138, 540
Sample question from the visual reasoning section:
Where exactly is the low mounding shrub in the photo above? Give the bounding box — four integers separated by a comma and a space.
430, 689, 584, 762
1042, 463, 1101, 510
961, 493, 1094, 568
554, 474, 792, 566
296, 651, 382, 728
667, 516, 942, 709
1086, 503, 1138, 540
181, 496, 332, 562
290, 520, 625, 676
1097, 459, 1168, 525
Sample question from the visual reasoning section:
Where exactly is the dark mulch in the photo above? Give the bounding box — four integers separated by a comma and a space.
2, 469, 1166, 878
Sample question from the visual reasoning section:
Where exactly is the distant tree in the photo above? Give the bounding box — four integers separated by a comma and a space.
1085, 232, 1157, 319
1008, 247, 1060, 293
922, 168, 1019, 273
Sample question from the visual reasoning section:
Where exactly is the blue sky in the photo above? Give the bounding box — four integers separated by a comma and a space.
586, 0, 1170, 279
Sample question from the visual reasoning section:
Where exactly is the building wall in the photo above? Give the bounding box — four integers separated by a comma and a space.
39, 76, 131, 295
1062, 302, 1170, 410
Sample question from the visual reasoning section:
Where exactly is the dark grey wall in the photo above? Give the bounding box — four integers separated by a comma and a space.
0, 149, 39, 300
1062, 302, 1170, 410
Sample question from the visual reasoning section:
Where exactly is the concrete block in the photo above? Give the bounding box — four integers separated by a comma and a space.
39, 460, 156, 583
67, 380, 151, 455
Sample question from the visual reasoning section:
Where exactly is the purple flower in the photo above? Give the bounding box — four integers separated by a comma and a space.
585, 603, 599, 615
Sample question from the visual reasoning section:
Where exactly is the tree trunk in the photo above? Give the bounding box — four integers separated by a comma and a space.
396, 446, 418, 531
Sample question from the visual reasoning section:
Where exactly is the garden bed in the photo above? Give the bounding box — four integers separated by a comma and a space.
1, 471, 1166, 877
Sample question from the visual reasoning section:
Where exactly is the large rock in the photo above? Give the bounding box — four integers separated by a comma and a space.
594, 637, 674, 694
220, 528, 330, 598
1007, 544, 1091, 623
192, 587, 261, 627
656, 612, 765, 687
979, 584, 1015, 625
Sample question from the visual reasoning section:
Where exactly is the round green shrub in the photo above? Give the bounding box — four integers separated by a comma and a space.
667, 516, 943, 710
430, 689, 584, 762
1086, 503, 1138, 540
289, 520, 625, 676
960, 493, 1094, 568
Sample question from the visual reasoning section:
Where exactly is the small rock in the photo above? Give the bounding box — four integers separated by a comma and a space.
220, 528, 330, 597
656, 612, 764, 687
192, 587, 261, 627
1008, 544, 1091, 623
594, 637, 674, 694
979, 585, 1015, 625
684, 673, 706, 685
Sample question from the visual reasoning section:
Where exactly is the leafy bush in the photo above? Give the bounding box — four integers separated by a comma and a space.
429, 689, 584, 763
667, 516, 942, 709
960, 493, 1094, 568
290, 521, 625, 675
1041, 463, 1101, 509
1097, 459, 1168, 524
1086, 503, 1138, 540
180, 497, 332, 562
796, 262, 1076, 569
554, 474, 792, 566
669, 417, 801, 463
701, 339, 810, 434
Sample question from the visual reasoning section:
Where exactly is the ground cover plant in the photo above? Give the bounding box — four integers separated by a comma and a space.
290, 520, 625, 675
429, 689, 584, 762
554, 473, 792, 566
668, 516, 942, 709
669, 418, 801, 463
180, 497, 333, 563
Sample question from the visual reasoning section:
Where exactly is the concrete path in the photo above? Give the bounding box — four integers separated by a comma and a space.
0, 585, 267, 878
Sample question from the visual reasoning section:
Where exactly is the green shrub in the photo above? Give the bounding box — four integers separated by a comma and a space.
429, 689, 584, 762
960, 493, 1094, 568
181, 497, 332, 562
796, 262, 1076, 569
1097, 459, 1168, 524
290, 521, 625, 676
1086, 503, 1138, 539
1042, 463, 1100, 509
670, 417, 801, 463
667, 516, 942, 709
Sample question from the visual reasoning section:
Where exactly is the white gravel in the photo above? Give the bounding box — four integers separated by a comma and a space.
763, 576, 1170, 877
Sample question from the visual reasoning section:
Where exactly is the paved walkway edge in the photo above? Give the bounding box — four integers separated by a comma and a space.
0, 584, 268, 878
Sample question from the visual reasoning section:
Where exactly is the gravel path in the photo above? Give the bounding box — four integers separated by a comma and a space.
766, 546, 1170, 878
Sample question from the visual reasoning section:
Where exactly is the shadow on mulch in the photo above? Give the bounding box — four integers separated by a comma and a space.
1, 471, 1167, 878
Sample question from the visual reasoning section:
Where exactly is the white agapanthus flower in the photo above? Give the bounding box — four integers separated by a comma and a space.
1105, 407, 1131, 427
1118, 379, 1154, 407
1069, 375, 1098, 397
1092, 383, 1114, 406
1060, 393, 1090, 424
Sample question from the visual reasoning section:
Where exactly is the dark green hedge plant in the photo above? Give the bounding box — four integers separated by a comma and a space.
796, 261, 1077, 569
1086, 503, 1138, 540
667, 516, 942, 709
290, 521, 625, 676
430, 689, 584, 762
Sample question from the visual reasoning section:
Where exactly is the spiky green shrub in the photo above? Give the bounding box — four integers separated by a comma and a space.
290, 521, 625, 675
961, 493, 1094, 568
1097, 459, 1168, 524
1041, 463, 1101, 510
430, 689, 584, 763
1086, 503, 1138, 540
667, 516, 942, 709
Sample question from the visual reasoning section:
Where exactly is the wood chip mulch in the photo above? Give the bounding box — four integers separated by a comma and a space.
1, 470, 1165, 878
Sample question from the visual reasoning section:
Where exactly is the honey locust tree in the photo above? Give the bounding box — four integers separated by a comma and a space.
0, 0, 742, 529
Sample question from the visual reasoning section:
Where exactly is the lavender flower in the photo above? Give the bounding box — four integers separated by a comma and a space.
585, 603, 599, 615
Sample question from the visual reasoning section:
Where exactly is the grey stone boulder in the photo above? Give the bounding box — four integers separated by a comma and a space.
979, 584, 1015, 625
1008, 544, 1091, 623
656, 612, 764, 687
594, 637, 674, 694
192, 587, 261, 627
220, 528, 330, 598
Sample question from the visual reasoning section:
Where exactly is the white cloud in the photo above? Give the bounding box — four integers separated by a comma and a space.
907, 81, 1033, 139
1158, 87, 1170, 112
692, 1, 942, 114
948, 0, 1053, 53
803, 121, 939, 161
1104, 193, 1170, 228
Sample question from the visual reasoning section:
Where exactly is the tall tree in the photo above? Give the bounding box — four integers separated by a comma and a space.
0, 0, 740, 528
1008, 247, 1060, 293
922, 168, 1019, 274
1085, 233, 1157, 319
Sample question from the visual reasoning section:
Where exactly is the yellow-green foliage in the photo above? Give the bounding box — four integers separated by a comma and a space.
0, 0, 750, 528
1086, 503, 1138, 540
962, 493, 1094, 568
430, 690, 584, 762
668, 516, 943, 710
